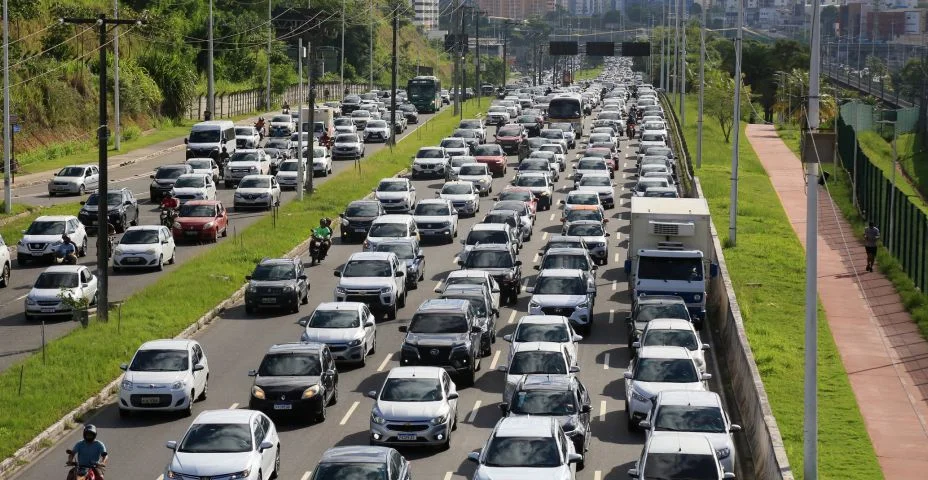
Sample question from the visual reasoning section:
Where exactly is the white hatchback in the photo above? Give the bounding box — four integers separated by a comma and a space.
119, 339, 209, 415
112, 226, 176, 272
171, 173, 217, 204
234, 175, 282, 210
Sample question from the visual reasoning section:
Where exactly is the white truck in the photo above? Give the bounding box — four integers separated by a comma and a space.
300, 106, 335, 140
624, 197, 718, 328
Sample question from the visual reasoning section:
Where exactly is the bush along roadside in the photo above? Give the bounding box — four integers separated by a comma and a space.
0, 100, 482, 462
675, 95, 882, 479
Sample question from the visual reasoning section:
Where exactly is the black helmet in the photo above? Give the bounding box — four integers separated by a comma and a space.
83, 424, 97, 440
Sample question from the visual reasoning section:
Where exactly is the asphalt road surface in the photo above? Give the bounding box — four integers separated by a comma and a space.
11, 114, 725, 480
0, 111, 438, 372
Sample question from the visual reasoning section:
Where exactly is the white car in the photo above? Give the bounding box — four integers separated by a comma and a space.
629, 431, 734, 480
118, 339, 209, 416
17, 215, 88, 265
458, 118, 487, 142
299, 301, 377, 365
334, 252, 408, 320
306, 145, 333, 177
412, 198, 459, 242
350, 109, 372, 130
374, 177, 416, 213
0, 234, 10, 287
331, 133, 365, 160
497, 341, 579, 404
363, 214, 418, 251
411, 146, 450, 179
48, 164, 99, 196
485, 106, 511, 126
635, 318, 709, 371
164, 409, 280, 480
224, 149, 272, 187
436, 270, 501, 313
468, 417, 581, 479
456, 163, 493, 196
112, 225, 176, 271
440, 137, 470, 158
234, 175, 282, 210
274, 158, 307, 189
633, 177, 673, 197
363, 120, 391, 143
438, 181, 480, 217
539, 144, 568, 171
367, 366, 459, 448
333, 117, 357, 134
171, 173, 217, 204
269, 114, 296, 134
576, 173, 616, 209
235, 125, 261, 149
185, 158, 220, 184
624, 346, 711, 431
24, 265, 97, 321
503, 315, 581, 367
526, 269, 596, 335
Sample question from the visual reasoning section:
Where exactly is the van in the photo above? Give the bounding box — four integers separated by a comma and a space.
185, 120, 236, 160
299, 107, 335, 139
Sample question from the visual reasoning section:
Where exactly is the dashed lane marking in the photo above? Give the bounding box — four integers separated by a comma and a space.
603, 353, 610, 370
507, 310, 517, 324
599, 400, 607, 421
229, 403, 238, 409
490, 350, 501, 370
339, 401, 360, 425
301, 473, 311, 480
594, 471, 602, 480
377, 353, 393, 372
609, 309, 615, 324
443, 473, 453, 480
467, 400, 482, 423
612, 280, 617, 291
542, 232, 548, 240
533, 253, 539, 263
549, 212, 556, 221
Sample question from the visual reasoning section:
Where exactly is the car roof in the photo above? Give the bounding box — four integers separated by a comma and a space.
536, 268, 585, 278
348, 252, 397, 261
240, 174, 273, 180
259, 257, 299, 266
443, 181, 474, 187
637, 345, 693, 359
41, 265, 84, 273
494, 416, 556, 438
518, 374, 574, 391
124, 225, 164, 232
379, 177, 408, 183
656, 390, 722, 408
417, 298, 471, 312
469, 243, 514, 253
416, 198, 451, 205
446, 270, 491, 279
183, 200, 221, 206
513, 341, 565, 353
319, 446, 393, 464
266, 342, 326, 355
646, 432, 715, 455
139, 339, 194, 351
441, 285, 488, 298
313, 301, 364, 312
646, 318, 696, 330
517, 315, 570, 325
638, 295, 687, 305
386, 366, 443, 379
372, 214, 414, 223
34, 215, 76, 222
192, 408, 258, 425
543, 248, 589, 256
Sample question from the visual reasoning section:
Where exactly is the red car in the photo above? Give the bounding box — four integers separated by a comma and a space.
172, 200, 229, 242
495, 124, 526, 155
496, 186, 538, 216
473, 143, 508, 177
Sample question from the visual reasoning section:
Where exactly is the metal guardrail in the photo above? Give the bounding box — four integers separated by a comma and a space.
658, 91, 696, 197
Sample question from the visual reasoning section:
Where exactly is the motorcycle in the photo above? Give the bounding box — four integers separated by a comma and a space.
65, 450, 104, 480
626, 123, 636, 139
160, 208, 178, 228
308, 234, 330, 265
55, 243, 78, 265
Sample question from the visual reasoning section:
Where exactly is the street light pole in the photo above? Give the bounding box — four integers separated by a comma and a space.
679, 0, 685, 124
208, 0, 215, 117
297, 38, 305, 201
391, 10, 398, 145
728, 0, 743, 246
2, 0, 11, 213
113, 0, 121, 151
340, 0, 345, 98
696, 0, 705, 169
266, 0, 272, 110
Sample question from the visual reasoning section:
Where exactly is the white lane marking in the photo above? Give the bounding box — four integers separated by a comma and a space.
609, 309, 615, 324
377, 353, 393, 372
467, 400, 482, 422
507, 310, 517, 324
603, 353, 610, 370
533, 253, 539, 263
14, 293, 27, 301
443, 473, 453, 480
615, 231, 620, 240
229, 403, 239, 409
621, 185, 625, 191
623, 172, 627, 178
452, 256, 459, 265
301, 473, 311, 480
614, 253, 620, 264
490, 350, 501, 370
433, 281, 443, 292
542, 232, 548, 240
594, 471, 602, 480
612, 280, 617, 291
339, 401, 361, 425
549, 212, 556, 221
156, 476, 164, 480
599, 400, 607, 421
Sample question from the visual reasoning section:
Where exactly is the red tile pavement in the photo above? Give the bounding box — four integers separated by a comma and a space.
746, 124, 928, 479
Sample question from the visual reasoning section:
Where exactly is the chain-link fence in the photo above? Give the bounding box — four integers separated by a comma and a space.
183, 83, 383, 120
840, 101, 921, 135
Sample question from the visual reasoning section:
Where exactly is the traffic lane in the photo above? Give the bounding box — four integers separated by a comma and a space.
0, 115, 439, 371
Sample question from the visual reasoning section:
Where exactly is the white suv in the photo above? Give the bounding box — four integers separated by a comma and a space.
171, 173, 217, 204
118, 339, 209, 416
0, 234, 11, 287
334, 252, 408, 320
629, 431, 734, 480
374, 178, 417, 213
224, 150, 272, 187
624, 346, 711, 431
17, 215, 88, 265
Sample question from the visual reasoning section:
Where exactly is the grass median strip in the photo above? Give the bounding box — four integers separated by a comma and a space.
1, 202, 84, 246
0, 101, 482, 461
678, 96, 881, 479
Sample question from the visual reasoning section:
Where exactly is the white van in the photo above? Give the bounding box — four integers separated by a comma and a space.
185, 120, 236, 160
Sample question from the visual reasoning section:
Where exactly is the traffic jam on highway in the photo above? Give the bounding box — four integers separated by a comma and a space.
11, 58, 741, 480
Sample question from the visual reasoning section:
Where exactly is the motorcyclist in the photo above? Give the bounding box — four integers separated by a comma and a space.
217, 146, 231, 173
282, 102, 290, 114
311, 218, 333, 259
66, 424, 107, 480
255, 117, 266, 140
58, 234, 78, 263
160, 195, 181, 227
319, 131, 332, 148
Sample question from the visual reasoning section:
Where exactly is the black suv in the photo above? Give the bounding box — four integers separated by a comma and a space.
459, 243, 522, 305
499, 374, 592, 469
77, 188, 139, 233
399, 298, 483, 386
149, 164, 193, 203
624, 295, 692, 350
244, 258, 309, 314
248, 342, 339, 423
338, 200, 386, 242
399, 103, 419, 124
340, 95, 362, 115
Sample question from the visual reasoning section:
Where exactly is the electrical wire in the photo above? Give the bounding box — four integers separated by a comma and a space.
9, 22, 59, 47
10, 25, 96, 70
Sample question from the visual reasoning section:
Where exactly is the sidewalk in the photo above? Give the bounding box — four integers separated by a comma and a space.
746, 124, 928, 479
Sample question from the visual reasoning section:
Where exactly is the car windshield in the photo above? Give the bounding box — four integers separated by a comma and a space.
251, 264, 296, 281
453, 130, 477, 138
565, 210, 602, 223
577, 160, 607, 170
643, 330, 699, 350
374, 243, 415, 259
308, 310, 360, 328
520, 161, 548, 171
499, 191, 532, 202
515, 176, 547, 187
25, 220, 65, 235
346, 203, 381, 216
187, 160, 214, 170
229, 152, 260, 163
312, 463, 386, 480
119, 230, 160, 245
510, 351, 567, 375
417, 149, 444, 159
568, 195, 598, 205
379, 378, 443, 402
408, 313, 469, 334
465, 250, 513, 268
465, 230, 508, 245
638, 257, 703, 282
529, 152, 554, 160
258, 353, 322, 376
235, 127, 253, 136
636, 179, 670, 191
414, 204, 450, 216
188, 129, 221, 143
472, 145, 502, 156
129, 349, 188, 371
483, 436, 560, 468
336, 134, 359, 143
368, 121, 387, 128
460, 120, 481, 129
342, 259, 392, 277
179, 204, 217, 217
377, 181, 407, 192
174, 177, 206, 188
155, 167, 186, 179
511, 390, 577, 415
34, 271, 79, 288
444, 294, 487, 315
459, 165, 487, 176
351, 111, 371, 118
642, 452, 719, 479
579, 176, 612, 187
654, 405, 725, 433
498, 126, 521, 136
539, 146, 561, 154
440, 139, 465, 148
450, 157, 474, 167
56, 167, 86, 177
334, 118, 353, 126
239, 178, 270, 189
179, 424, 252, 454
598, 112, 621, 120
542, 254, 590, 271
367, 223, 407, 237
641, 134, 664, 142
278, 161, 300, 172
634, 358, 698, 383
637, 303, 691, 322
515, 324, 570, 343
483, 213, 514, 226
85, 192, 124, 206
540, 130, 563, 140
442, 184, 473, 195
566, 224, 604, 237
488, 106, 507, 113
534, 276, 586, 295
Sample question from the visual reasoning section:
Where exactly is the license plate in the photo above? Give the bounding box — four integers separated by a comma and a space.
261, 297, 277, 304
397, 434, 417, 441
140, 397, 160, 405
125, 258, 141, 263
273, 403, 292, 410
354, 228, 367, 233
40, 307, 56, 313
185, 231, 198, 236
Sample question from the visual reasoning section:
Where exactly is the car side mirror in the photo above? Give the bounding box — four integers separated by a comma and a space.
569, 365, 581, 373
333, 271, 342, 277
723, 474, 736, 480
183, 138, 189, 144
298, 275, 308, 281
398, 325, 408, 332
567, 453, 582, 464
632, 341, 641, 349
166, 441, 178, 451
702, 344, 711, 351
580, 404, 592, 414
496, 365, 508, 372
624, 259, 632, 274
119, 363, 128, 371
730, 424, 742, 433
193, 364, 205, 372
149, 174, 155, 179
248, 369, 258, 377
514, 260, 522, 266
467, 451, 481, 463
498, 402, 509, 414
448, 391, 459, 400
79, 201, 86, 205
710, 263, 719, 278
502, 334, 512, 343
298, 318, 309, 327
623, 371, 633, 380
394, 270, 404, 277
259, 441, 273, 452
366, 390, 378, 399
702, 373, 713, 381
628, 468, 639, 478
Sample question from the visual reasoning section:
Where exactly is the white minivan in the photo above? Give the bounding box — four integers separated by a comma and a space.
184, 120, 236, 160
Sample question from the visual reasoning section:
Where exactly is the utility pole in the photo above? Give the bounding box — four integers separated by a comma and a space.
307, 40, 315, 193
673, 0, 679, 95
452, 0, 460, 116
62, 13, 143, 322
340, 0, 345, 98
391, 10, 398, 145
266, 0, 272, 110
297, 38, 305, 201
369, 0, 374, 90
660, 0, 667, 91
679, 0, 685, 124
2, 0, 10, 213
503, 21, 510, 88
728, 0, 743, 246
208, 0, 215, 117
696, 0, 705, 169
460, 9, 466, 119
475, 8, 481, 107
113, 0, 121, 150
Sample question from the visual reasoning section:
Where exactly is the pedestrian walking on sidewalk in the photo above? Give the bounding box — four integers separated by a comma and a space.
864, 222, 880, 272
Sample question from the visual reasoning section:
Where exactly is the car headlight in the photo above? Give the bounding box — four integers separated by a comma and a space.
430, 413, 449, 425
120, 379, 133, 391
348, 338, 363, 347
576, 300, 590, 309
17, 240, 24, 246
25, 297, 36, 305
252, 386, 266, 399
562, 419, 578, 432
380, 286, 393, 293
283, 285, 295, 292
144, 248, 158, 255
631, 388, 651, 403
529, 300, 540, 309
247, 284, 257, 293
226, 469, 251, 479
540, 191, 551, 196
171, 381, 186, 391
335, 286, 347, 295
362, 240, 371, 249
371, 410, 386, 424
234, 192, 243, 198
203, 221, 215, 230
302, 385, 322, 399
716, 447, 731, 459
172, 221, 182, 229
693, 294, 702, 301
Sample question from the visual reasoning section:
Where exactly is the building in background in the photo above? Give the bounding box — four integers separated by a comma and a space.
412, 0, 441, 31
476, 0, 557, 19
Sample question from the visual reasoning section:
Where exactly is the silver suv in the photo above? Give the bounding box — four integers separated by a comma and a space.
334, 252, 408, 320
366, 366, 459, 449
527, 269, 596, 335
438, 284, 497, 357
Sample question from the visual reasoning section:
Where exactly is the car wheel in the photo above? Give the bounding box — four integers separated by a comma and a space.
386, 302, 397, 320
271, 448, 281, 480
169, 250, 176, 265
397, 291, 406, 308
48, 192, 55, 197
197, 375, 209, 401
131, 210, 139, 226
157, 255, 164, 271
369, 334, 377, 355
301, 289, 309, 305
117, 215, 127, 233
359, 346, 367, 367
79, 238, 88, 257
0, 262, 9, 287
329, 384, 339, 406
78, 185, 85, 196
113, 265, 121, 273
316, 399, 327, 423
625, 401, 636, 432
90, 291, 98, 307
221, 226, 228, 237
182, 392, 194, 417
245, 305, 255, 315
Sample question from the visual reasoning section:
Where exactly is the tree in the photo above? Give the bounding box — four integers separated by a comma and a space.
821, 5, 839, 38
704, 70, 753, 143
